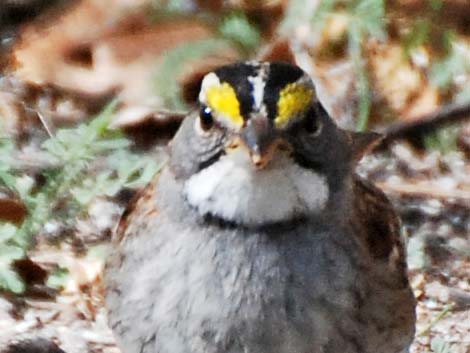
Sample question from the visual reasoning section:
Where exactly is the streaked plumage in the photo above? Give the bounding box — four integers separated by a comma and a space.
105, 61, 416, 353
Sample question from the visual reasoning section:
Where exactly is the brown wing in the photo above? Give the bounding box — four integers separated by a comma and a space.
352, 175, 416, 352
351, 174, 407, 273
114, 173, 160, 245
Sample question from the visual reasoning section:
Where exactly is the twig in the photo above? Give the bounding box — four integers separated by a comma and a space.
417, 303, 455, 337
377, 181, 470, 201
36, 111, 56, 138
23, 106, 56, 137
377, 101, 470, 149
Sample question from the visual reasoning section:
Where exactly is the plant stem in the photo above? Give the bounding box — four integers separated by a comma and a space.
417, 303, 455, 337
349, 22, 371, 131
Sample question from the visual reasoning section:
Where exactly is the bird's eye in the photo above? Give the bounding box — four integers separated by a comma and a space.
304, 103, 324, 136
304, 116, 322, 136
199, 106, 214, 131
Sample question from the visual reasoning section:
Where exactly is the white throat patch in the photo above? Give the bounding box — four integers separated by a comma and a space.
183, 149, 329, 226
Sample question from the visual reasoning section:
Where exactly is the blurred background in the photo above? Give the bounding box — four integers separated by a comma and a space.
0, 1, 469, 352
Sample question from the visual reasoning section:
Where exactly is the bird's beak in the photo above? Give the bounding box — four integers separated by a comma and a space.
239, 115, 282, 169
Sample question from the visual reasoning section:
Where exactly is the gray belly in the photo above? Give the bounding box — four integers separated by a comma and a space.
105, 216, 370, 353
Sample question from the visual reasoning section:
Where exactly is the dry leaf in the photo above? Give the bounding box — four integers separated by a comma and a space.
0, 194, 27, 225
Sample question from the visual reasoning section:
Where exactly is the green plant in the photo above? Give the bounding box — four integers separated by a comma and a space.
219, 12, 261, 54
430, 37, 470, 92
280, 0, 317, 32
428, 0, 443, 12
430, 336, 458, 353
152, 8, 261, 111
456, 84, 470, 104
154, 39, 230, 110
46, 266, 69, 290
347, 0, 386, 131
423, 124, 460, 154
0, 102, 161, 293
425, 37, 469, 152
282, 0, 386, 131
151, 0, 188, 12
0, 129, 15, 189
0, 223, 26, 293
418, 303, 455, 337
403, 18, 431, 57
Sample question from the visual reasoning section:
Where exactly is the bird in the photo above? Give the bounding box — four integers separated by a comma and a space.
104, 61, 416, 353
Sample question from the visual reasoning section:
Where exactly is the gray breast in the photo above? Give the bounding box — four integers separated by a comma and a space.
105, 197, 369, 353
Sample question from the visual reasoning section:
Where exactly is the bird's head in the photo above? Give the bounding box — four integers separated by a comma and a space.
169, 61, 379, 227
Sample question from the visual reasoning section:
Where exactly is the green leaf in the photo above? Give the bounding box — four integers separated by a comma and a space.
152, 0, 188, 12
282, 0, 387, 131
403, 19, 430, 56
351, 0, 386, 40
430, 39, 469, 91
456, 84, 470, 104
124, 160, 161, 188
0, 244, 26, 293
41, 135, 66, 158
0, 136, 13, 163
428, 0, 443, 12
219, 13, 261, 52
86, 244, 110, 260
93, 138, 131, 151
88, 100, 119, 137
14, 175, 35, 201
42, 100, 118, 162
0, 268, 25, 293
0, 244, 25, 263
107, 149, 161, 188
346, 0, 386, 131
0, 223, 18, 244
348, 22, 371, 131
154, 39, 229, 110
46, 266, 69, 290
0, 137, 15, 188
0, 100, 154, 293
423, 124, 460, 154
311, 0, 339, 30
0, 170, 16, 190
430, 337, 453, 353
70, 148, 161, 206
280, 0, 321, 32
70, 179, 99, 206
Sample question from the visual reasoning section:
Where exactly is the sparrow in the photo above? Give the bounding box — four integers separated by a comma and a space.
104, 61, 416, 353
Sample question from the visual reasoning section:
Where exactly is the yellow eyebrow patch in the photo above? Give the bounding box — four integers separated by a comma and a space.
206, 83, 244, 128
275, 83, 315, 129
